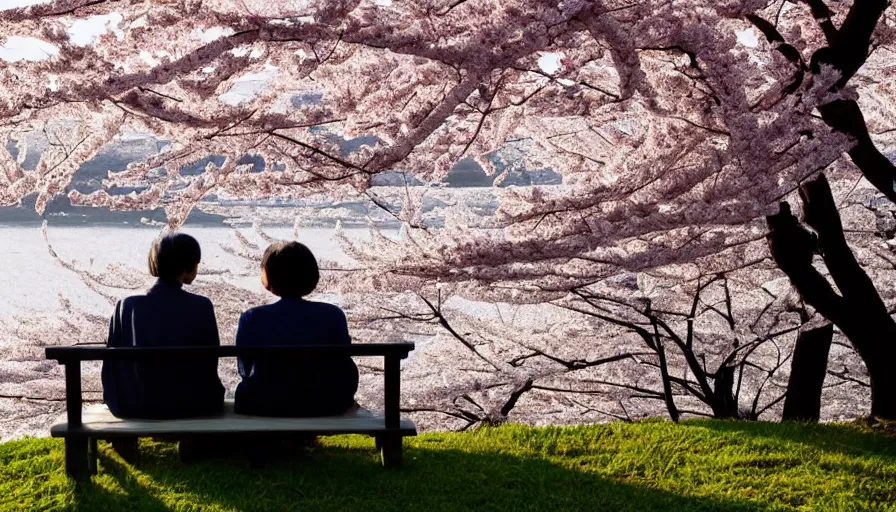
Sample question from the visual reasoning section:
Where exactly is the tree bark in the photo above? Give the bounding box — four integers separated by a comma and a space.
653, 334, 680, 422
782, 324, 834, 422
767, 174, 896, 419
635, 325, 680, 422
819, 100, 896, 205
710, 364, 739, 419
819, 0, 888, 88
811, 0, 896, 203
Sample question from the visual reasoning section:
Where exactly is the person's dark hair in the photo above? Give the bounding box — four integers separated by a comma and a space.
148, 233, 202, 282
261, 241, 320, 297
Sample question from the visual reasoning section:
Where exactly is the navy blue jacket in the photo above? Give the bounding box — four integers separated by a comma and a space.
234, 297, 358, 417
101, 280, 225, 419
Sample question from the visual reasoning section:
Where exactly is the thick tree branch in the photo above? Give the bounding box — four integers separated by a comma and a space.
800, 174, 890, 311
824, 0, 889, 87
803, 0, 839, 43
766, 200, 846, 323
498, 379, 534, 418
819, 100, 896, 205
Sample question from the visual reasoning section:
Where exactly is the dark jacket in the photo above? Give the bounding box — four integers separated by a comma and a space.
101, 280, 225, 419
234, 297, 358, 417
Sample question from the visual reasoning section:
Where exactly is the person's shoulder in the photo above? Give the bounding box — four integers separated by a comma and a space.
118, 293, 146, 309
240, 302, 276, 321
182, 289, 213, 304
181, 290, 215, 310
304, 299, 347, 319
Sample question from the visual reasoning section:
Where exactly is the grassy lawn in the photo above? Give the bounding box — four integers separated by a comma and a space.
1, 420, 894, 512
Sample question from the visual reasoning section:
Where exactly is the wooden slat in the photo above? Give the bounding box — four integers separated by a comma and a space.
51, 402, 417, 438
46, 343, 414, 363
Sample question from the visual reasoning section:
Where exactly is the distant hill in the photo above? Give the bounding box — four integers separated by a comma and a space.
0, 134, 561, 225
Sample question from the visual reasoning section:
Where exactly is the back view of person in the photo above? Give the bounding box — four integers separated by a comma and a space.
102, 233, 225, 419
234, 241, 358, 417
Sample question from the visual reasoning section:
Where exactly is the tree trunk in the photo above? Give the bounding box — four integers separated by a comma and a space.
767, 174, 896, 419
653, 334, 680, 422
637, 325, 680, 422
782, 324, 834, 422
852, 319, 896, 419
710, 364, 739, 419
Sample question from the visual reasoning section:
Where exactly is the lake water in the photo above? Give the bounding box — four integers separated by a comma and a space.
0, 224, 358, 317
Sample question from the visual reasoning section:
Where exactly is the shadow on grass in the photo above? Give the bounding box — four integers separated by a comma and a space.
81, 453, 174, 512
74, 439, 768, 512
688, 419, 896, 459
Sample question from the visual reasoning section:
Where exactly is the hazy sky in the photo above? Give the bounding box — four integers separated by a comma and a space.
0, 0, 48, 8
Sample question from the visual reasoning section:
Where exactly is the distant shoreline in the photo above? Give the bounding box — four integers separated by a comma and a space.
0, 219, 399, 229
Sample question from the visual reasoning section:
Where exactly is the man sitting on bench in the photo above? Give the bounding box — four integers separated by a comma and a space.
234, 241, 358, 418
102, 233, 225, 457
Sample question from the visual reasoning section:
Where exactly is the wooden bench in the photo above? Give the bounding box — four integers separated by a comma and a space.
45, 343, 416, 480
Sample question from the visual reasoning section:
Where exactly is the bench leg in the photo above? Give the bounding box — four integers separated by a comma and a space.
87, 438, 98, 476
247, 439, 270, 470
380, 435, 403, 469
112, 438, 139, 464
179, 436, 221, 464
65, 436, 89, 481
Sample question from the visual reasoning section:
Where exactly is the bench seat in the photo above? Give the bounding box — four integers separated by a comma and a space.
51, 400, 417, 438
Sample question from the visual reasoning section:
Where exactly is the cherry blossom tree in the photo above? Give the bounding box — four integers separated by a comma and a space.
332, 1, 896, 418
0, 0, 875, 225
0, 0, 894, 431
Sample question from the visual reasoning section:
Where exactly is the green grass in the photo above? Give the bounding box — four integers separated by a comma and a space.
1, 420, 895, 511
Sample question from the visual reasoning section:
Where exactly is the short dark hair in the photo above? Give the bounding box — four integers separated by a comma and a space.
148, 233, 202, 282
262, 241, 319, 297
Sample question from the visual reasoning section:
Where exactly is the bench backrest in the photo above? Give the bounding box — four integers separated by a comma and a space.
45, 343, 414, 430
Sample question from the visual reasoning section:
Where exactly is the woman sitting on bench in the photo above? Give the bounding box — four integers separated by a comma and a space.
102, 233, 225, 420
234, 241, 358, 417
